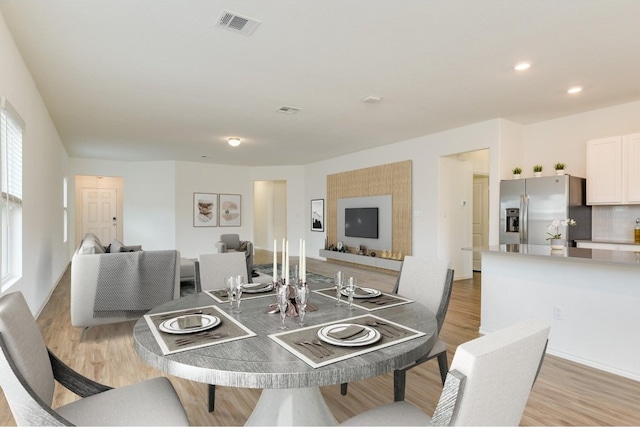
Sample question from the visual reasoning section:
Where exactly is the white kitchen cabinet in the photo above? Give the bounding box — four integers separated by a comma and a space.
586, 133, 640, 204
626, 133, 640, 203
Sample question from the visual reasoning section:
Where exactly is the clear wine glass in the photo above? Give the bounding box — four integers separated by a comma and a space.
295, 284, 309, 326
277, 286, 289, 330
334, 271, 343, 306
233, 275, 244, 313
226, 276, 236, 311
346, 277, 356, 310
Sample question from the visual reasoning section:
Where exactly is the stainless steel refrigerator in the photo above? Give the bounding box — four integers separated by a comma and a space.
499, 175, 592, 246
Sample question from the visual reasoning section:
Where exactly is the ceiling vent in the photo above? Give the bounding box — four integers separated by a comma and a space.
216, 11, 261, 36
277, 106, 300, 115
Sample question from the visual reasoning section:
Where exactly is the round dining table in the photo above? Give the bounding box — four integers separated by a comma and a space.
133, 283, 437, 426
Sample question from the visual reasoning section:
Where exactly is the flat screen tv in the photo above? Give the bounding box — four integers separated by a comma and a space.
345, 207, 379, 239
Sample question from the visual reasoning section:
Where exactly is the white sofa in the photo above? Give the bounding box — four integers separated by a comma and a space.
70, 233, 180, 328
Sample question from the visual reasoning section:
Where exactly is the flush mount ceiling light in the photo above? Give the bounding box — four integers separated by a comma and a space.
228, 137, 241, 147
514, 62, 531, 71
567, 86, 583, 94
362, 95, 382, 103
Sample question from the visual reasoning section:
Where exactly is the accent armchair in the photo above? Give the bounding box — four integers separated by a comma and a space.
215, 234, 253, 282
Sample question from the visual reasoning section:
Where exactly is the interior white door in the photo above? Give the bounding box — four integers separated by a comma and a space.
472, 175, 489, 271
82, 188, 118, 244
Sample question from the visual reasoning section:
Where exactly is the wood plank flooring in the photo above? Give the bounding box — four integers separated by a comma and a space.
1, 249, 639, 425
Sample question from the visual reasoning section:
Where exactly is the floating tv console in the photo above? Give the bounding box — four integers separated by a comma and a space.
319, 249, 402, 272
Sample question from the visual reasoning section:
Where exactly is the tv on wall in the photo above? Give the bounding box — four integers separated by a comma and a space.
345, 207, 379, 239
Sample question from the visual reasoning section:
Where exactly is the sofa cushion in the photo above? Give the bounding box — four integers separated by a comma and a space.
78, 238, 106, 255
109, 239, 142, 253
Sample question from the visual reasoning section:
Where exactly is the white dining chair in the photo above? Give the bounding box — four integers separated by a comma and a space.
0, 291, 189, 426
197, 252, 248, 292
196, 251, 248, 412
341, 256, 454, 401
392, 256, 454, 400
341, 319, 550, 426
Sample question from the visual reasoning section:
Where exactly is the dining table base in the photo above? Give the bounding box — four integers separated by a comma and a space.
245, 387, 337, 426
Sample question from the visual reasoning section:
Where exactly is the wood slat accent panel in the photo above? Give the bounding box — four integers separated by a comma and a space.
326, 160, 412, 257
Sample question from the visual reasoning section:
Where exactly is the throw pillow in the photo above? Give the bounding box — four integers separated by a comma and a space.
109, 239, 125, 253
122, 245, 142, 252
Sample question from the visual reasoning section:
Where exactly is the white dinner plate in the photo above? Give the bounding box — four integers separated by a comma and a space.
341, 287, 382, 299
242, 283, 274, 294
317, 323, 381, 347
159, 314, 220, 334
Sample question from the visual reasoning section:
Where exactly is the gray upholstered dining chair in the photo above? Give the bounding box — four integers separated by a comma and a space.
196, 251, 248, 412
341, 319, 550, 426
341, 256, 454, 401
0, 291, 189, 426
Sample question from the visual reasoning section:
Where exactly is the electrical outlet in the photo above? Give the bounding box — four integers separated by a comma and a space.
553, 306, 563, 320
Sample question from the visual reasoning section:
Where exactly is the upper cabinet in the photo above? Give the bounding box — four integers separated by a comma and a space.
587, 133, 640, 204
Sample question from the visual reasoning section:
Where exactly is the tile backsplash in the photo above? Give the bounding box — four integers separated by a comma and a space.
592, 205, 640, 242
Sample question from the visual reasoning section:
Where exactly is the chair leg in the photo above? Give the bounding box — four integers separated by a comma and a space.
340, 382, 348, 396
393, 369, 406, 402
437, 351, 448, 385
208, 384, 215, 412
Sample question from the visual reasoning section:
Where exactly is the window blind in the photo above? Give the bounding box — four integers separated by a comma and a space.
1, 97, 24, 205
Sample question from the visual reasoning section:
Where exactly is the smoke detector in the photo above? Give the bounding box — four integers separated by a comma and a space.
216, 11, 262, 36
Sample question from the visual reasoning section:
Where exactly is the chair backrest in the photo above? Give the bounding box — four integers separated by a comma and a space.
197, 252, 248, 290
219, 234, 241, 250
437, 319, 550, 426
394, 256, 453, 332
0, 292, 56, 421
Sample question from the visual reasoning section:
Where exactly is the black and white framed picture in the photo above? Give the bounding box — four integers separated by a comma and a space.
193, 193, 217, 227
219, 193, 241, 227
311, 199, 324, 232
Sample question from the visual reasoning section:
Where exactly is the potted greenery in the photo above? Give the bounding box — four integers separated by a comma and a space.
512, 167, 522, 179
554, 162, 566, 175
533, 164, 543, 177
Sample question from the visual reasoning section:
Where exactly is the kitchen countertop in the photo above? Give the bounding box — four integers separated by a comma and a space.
575, 239, 639, 247
466, 244, 640, 267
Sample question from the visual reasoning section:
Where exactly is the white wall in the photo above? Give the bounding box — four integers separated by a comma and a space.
0, 11, 70, 315
174, 161, 253, 258
69, 159, 176, 251
523, 99, 640, 179
305, 120, 505, 267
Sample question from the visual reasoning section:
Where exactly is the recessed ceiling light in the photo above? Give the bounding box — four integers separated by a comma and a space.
567, 86, 583, 94
514, 62, 531, 71
228, 137, 241, 147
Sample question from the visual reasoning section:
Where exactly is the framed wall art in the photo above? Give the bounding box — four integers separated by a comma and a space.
219, 194, 241, 227
311, 198, 324, 232
193, 193, 217, 227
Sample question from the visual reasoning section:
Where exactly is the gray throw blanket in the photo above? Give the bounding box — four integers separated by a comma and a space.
94, 250, 177, 318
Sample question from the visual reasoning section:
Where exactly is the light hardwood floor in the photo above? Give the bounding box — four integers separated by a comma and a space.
1, 249, 639, 425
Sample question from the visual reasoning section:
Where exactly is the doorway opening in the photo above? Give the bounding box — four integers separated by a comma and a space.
253, 180, 287, 250
438, 149, 489, 279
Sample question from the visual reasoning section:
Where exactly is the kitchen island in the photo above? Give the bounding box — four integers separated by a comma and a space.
467, 244, 640, 381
